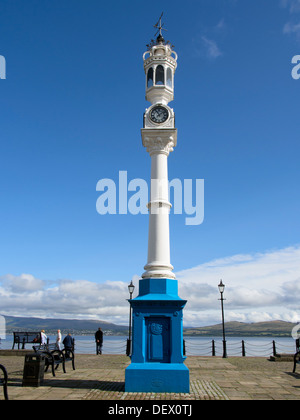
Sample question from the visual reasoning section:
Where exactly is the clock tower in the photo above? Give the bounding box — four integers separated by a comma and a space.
125, 15, 190, 393
141, 27, 177, 281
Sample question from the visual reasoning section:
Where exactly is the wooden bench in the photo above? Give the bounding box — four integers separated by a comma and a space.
33, 343, 75, 376
293, 338, 300, 373
0, 364, 8, 400
12, 332, 42, 349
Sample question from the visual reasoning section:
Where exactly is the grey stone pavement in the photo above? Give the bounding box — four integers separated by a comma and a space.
0, 353, 300, 400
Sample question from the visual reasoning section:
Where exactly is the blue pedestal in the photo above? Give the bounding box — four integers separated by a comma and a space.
125, 278, 190, 393
125, 363, 189, 393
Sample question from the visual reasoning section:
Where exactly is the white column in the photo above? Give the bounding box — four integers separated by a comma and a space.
141, 130, 177, 279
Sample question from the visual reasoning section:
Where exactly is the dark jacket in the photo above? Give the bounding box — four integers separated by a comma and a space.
63, 334, 74, 349
95, 329, 103, 344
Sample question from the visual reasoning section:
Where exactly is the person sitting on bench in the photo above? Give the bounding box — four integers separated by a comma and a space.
63, 333, 74, 357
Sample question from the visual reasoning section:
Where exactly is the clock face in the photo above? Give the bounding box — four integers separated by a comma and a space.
150, 106, 169, 124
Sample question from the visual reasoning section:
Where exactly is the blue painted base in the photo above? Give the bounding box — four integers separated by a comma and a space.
125, 363, 190, 393
125, 277, 190, 393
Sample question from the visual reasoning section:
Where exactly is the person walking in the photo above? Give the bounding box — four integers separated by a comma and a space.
95, 327, 103, 355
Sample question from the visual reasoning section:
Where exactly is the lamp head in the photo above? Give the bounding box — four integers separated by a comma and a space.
218, 280, 225, 294
128, 280, 135, 296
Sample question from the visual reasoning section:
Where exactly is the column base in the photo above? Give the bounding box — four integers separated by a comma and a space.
142, 263, 175, 280
125, 363, 190, 393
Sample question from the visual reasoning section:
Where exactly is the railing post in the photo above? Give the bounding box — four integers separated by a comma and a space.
126, 338, 131, 356
212, 339, 216, 356
242, 340, 246, 357
222, 340, 227, 358
272, 340, 277, 357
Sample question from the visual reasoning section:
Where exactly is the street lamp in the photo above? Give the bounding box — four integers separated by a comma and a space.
218, 280, 227, 358
127, 280, 135, 356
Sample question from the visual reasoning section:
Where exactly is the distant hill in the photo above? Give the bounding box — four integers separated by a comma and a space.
2, 316, 297, 337
3, 315, 128, 336
183, 320, 297, 337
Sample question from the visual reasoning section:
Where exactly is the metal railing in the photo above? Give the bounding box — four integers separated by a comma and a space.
28, 337, 296, 358
74, 338, 127, 355
184, 339, 297, 358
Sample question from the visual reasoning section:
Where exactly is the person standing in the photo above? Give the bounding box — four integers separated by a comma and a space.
56, 329, 62, 350
41, 330, 47, 345
95, 327, 103, 355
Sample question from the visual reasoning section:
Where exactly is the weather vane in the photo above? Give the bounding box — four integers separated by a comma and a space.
153, 12, 167, 37
146, 12, 174, 50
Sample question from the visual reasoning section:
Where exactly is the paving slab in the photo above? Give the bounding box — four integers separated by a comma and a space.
0, 353, 299, 400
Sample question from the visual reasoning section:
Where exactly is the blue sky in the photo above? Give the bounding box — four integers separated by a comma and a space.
0, 0, 299, 326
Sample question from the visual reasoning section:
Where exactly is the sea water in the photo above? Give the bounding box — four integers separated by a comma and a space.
1, 334, 296, 357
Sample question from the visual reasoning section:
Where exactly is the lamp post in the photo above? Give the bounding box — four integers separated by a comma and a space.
218, 280, 227, 358
127, 280, 135, 356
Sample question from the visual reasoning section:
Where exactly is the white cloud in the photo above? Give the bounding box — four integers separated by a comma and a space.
0, 275, 131, 324
0, 273, 45, 292
177, 245, 300, 325
281, 0, 300, 40
281, 0, 300, 13
201, 36, 223, 59
283, 21, 300, 38
215, 19, 226, 32
0, 245, 300, 327
192, 19, 225, 60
